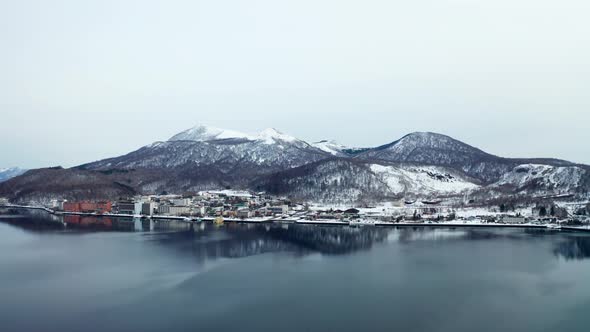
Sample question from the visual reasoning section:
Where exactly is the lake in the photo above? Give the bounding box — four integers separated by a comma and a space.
1, 210, 590, 332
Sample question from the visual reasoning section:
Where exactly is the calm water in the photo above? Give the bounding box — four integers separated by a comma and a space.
2, 211, 590, 332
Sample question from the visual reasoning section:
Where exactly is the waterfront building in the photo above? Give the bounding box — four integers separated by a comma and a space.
134, 202, 143, 215
237, 208, 252, 219
142, 202, 157, 216
159, 205, 190, 216
268, 205, 288, 215
49, 199, 65, 210
117, 201, 135, 215
501, 216, 527, 224
64, 201, 112, 214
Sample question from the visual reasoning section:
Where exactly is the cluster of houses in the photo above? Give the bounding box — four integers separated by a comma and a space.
53, 190, 295, 219
305, 208, 361, 220
3, 193, 589, 226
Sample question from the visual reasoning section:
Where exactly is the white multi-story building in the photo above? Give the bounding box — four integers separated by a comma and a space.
159, 205, 190, 216
170, 198, 191, 206
142, 202, 157, 216
501, 216, 526, 224
49, 199, 65, 210
134, 202, 143, 215
269, 205, 289, 215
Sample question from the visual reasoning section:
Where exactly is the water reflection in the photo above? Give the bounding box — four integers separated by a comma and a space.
265, 224, 389, 254
144, 222, 402, 259
553, 236, 590, 260
144, 225, 301, 262
4, 209, 590, 262
0, 208, 63, 232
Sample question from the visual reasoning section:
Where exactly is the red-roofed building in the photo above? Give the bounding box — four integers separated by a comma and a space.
63, 201, 112, 214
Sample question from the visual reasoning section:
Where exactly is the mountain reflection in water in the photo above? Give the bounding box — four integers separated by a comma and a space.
4, 210, 590, 332
2, 209, 590, 261
553, 235, 590, 260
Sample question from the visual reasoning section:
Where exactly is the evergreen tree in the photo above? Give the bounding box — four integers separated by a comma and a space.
539, 206, 547, 217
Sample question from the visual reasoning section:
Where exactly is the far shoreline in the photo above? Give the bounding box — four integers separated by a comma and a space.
2, 204, 590, 233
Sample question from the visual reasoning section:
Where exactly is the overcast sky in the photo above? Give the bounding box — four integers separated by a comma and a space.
1, 0, 589, 169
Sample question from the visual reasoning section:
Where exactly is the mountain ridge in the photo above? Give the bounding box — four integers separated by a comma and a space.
1, 125, 588, 204
0, 167, 27, 183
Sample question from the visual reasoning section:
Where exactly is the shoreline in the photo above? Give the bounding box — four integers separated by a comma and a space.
2, 204, 590, 233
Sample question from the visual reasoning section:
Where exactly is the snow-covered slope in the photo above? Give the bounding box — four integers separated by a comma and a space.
370, 164, 480, 195
256, 128, 300, 145
311, 140, 349, 157
492, 164, 587, 195
169, 125, 256, 141
256, 159, 481, 203
356, 132, 574, 183
0, 167, 26, 183
170, 125, 302, 145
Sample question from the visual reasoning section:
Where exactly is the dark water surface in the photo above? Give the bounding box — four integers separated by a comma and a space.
2, 211, 590, 332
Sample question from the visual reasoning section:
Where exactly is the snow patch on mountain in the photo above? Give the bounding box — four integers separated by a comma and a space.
257, 128, 299, 145
370, 164, 480, 195
312, 140, 348, 156
169, 125, 256, 142
367, 132, 487, 160
493, 164, 586, 192
169, 125, 304, 145
0, 167, 26, 182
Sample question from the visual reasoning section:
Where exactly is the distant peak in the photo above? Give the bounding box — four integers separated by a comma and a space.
169, 125, 304, 145
311, 139, 348, 156
169, 125, 255, 142
258, 127, 282, 136
257, 128, 298, 144
402, 132, 449, 139
393, 132, 458, 145
372, 131, 486, 157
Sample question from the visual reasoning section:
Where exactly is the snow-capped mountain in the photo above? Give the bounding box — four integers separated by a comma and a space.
256, 128, 301, 145
82, 126, 329, 176
0, 167, 26, 183
361, 132, 487, 162
356, 132, 575, 183
311, 140, 349, 157
2, 125, 588, 204
169, 125, 303, 145
169, 125, 256, 141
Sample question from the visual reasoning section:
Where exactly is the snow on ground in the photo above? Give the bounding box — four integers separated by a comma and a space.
169, 125, 256, 141
169, 125, 303, 146
370, 164, 480, 194
256, 128, 298, 144
311, 140, 347, 156
493, 164, 585, 190
308, 202, 541, 220
453, 206, 532, 218
201, 190, 253, 198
